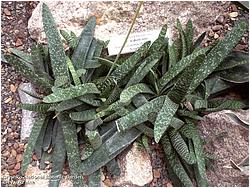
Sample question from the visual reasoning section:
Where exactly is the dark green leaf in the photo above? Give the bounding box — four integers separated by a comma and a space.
69, 109, 96, 121
43, 83, 100, 103
49, 122, 66, 187
72, 16, 96, 70
126, 52, 163, 87
219, 64, 249, 83
58, 113, 84, 187
42, 3, 70, 80
154, 96, 179, 143
116, 96, 165, 132
120, 83, 154, 104
80, 127, 141, 175
21, 114, 47, 175
188, 21, 248, 93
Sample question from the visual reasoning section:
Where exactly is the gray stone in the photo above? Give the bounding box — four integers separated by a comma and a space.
28, 1, 230, 43
18, 83, 40, 141
198, 109, 249, 187
112, 142, 153, 186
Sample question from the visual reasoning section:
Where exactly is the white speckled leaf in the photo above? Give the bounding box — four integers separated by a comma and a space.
42, 3, 69, 80
43, 83, 100, 103
116, 96, 165, 132
120, 83, 154, 103
126, 52, 164, 87
188, 21, 247, 94
158, 47, 209, 91
154, 96, 179, 143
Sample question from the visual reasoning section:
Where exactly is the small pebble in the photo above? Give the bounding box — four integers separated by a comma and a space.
229, 12, 238, 18
16, 154, 23, 162
14, 163, 21, 170
103, 179, 112, 187
15, 38, 23, 47
216, 15, 224, 24
212, 25, 223, 31
3, 8, 11, 16
214, 33, 219, 39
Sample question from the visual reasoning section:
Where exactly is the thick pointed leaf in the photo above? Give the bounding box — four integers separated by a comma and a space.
80, 128, 141, 175
60, 29, 77, 49
42, 118, 54, 151
72, 16, 96, 70
21, 114, 47, 175
184, 19, 194, 54
169, 128, 196, 164
31, 44, 52, 80
194, 99, 208, 110
168, 54, 205, 103
178, 110, 203, 121
84, 39, 104, 82
188, 21, 248, 93
126, 52, 163, 87
215, 51, 248, 71
206, 98, 247, 112
55, 99, 83, 112
176, 19, 187, 58
148, 24, 167, 54
158, 47, 209, 91
116, 96, 165, 132
5, 55, 53, 90
58, 113, 84, 187
168, 44, 177, 68
219, 64, 249, 83
154, 96, 179, 143
205, 77, 233, 96
120, 83, 154, 104
193, 32, 206, 49
43, 83, 100, 103
34, 116, 50, 160
66, 57, 81, 85
78, 95, 102, 107
70, 109, 96, 121
161, 134, 193, 186
10, 48, 32, 63
17, 103, 55, 113
42, 3, 70, 80
49, 122, 66, 187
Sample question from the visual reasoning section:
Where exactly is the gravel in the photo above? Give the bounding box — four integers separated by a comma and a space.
1, 1, 38, 187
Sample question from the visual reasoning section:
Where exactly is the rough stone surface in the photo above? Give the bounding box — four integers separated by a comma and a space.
18, 83, 41, 141
28, 1, 230, 43
112, 142, 153, 186
198, 109, 249, 187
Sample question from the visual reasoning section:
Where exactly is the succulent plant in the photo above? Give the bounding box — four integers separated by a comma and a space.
4, 3, 248, 187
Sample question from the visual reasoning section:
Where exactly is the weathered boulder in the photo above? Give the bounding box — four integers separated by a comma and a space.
28, 1, 230, 43
18, 83, 40, 141
112, 142, 153, 186
198, 109, 249, 187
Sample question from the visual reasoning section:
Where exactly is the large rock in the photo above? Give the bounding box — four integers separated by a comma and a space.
198, 110, 249, 187
28, 1, 230, 43
112, 142, 153, 186
25, 165, 73, 187
18, 83, 40, 141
